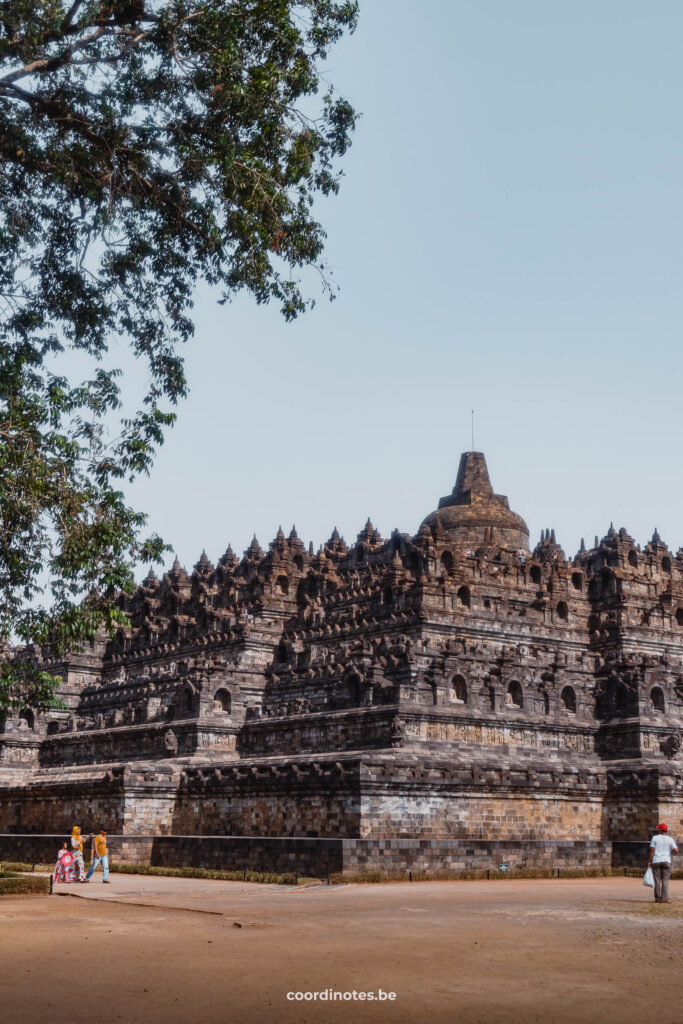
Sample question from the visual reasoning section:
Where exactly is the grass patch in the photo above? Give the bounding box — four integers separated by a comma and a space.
327, 866, 659, 884
3, 860, 674, 886
614, 868, 683, 880
109, 863, 298, 885
0, 861, 38, 873
0, 871, 49, 895
1, 859, 300, 884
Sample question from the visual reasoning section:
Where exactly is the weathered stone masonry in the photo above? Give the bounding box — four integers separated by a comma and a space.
1, 451, 681, 873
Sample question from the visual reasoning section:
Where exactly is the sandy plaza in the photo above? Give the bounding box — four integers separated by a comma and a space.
2, 875, 682, 1024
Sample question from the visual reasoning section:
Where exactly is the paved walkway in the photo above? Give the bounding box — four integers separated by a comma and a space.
54, 872, 312, 914
54, 871, 680, 919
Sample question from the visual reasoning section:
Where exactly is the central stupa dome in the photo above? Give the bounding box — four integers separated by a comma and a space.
421, 451, 529, 552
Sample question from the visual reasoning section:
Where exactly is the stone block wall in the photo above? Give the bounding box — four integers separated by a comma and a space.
38, 722, 196, 766
0, 734, 41, 770
149, 835, 613, 874
121, 767, 180, 836
611, 841, 650, 867
0, 833, 78, 864
150, 835, 344, 875
403, 715, 596, 754
0, 832, 153, 866
0, 765, 180, 842
239, 708, 393, 757
601, 764, 680, 841
0, 833, 614, 874
169, 757, 609, 843
357, 760, 606, 840
0, 755, 670, 849
359, 790, 605, 841
0, 774, 126, 835
653, 765, 683, 839
171, 761, 361, 837
340, 838, 612, 874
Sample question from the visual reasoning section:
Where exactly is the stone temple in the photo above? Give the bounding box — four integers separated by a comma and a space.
1, 452, 682, 875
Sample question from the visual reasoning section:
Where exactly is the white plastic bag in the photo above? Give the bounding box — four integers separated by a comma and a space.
643, 866, 654, 887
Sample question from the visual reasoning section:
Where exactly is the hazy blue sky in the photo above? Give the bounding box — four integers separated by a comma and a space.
128, 1, 683, 574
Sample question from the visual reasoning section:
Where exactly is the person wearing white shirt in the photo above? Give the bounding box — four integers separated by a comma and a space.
648, 823, 678, 903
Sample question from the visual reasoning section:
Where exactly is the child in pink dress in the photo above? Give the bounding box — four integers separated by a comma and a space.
53, 843, 74, 884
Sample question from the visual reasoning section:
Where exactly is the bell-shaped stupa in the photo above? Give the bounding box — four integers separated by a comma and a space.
420, 451, 529, 552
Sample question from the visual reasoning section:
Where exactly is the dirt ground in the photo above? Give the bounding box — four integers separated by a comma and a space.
1, 875, 682, 1024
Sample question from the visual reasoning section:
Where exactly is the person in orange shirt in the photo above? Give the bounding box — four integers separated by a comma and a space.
85, 828, 110, 883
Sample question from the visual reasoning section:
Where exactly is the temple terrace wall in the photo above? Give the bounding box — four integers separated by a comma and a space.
0, 832, 614, 876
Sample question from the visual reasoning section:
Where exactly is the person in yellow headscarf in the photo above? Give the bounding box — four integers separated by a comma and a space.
70, 826, 92, 882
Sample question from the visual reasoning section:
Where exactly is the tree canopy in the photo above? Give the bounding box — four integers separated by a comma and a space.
0, 0, 357, 712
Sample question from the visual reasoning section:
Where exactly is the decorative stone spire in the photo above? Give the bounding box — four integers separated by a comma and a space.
143, 566, 159, 588
270, 526, 286, 553
357, 518, 381, 546
324, 526, 348, 557
646, 527, 668, 555
244, 535, 264, 562
194, 550, 214, 575
451, 451, 495, 503
167, 556, 190, 589
421, 451, 528, 553
599, 523, 634, 549
533, 528, 565, 562
218, 544, 238, 569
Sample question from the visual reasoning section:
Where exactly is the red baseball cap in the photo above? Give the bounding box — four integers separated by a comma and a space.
658, 823, 668, 831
